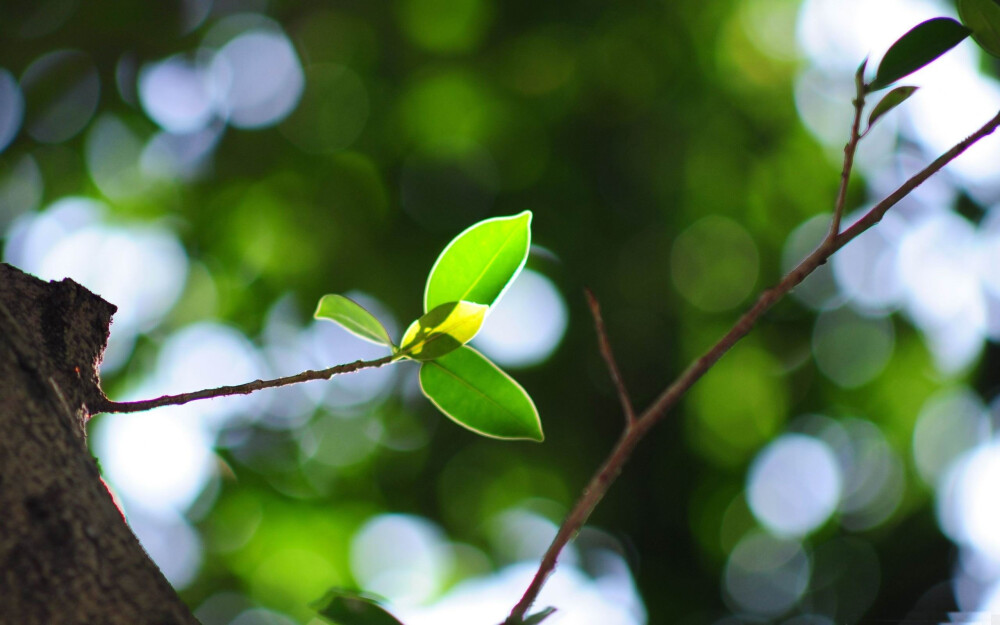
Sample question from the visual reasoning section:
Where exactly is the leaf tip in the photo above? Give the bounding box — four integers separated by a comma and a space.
313, 293, 335, 319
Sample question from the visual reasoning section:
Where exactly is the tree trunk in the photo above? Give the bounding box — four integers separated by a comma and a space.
0, 263, 198, 625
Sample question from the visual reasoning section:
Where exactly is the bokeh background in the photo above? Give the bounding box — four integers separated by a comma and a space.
3, 0, 1000, 623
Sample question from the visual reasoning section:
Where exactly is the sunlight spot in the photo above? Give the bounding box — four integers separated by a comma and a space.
797, 0, 946, 75
139, 54, 215, 134
724, 530, 810, 617
812, 307, 894, 388
489, 508, 578, 567
0, 154, 42, 226
897, 212, 986, 369
280, 64, 369, 153
208, 27, 304, 129
350, 514, 453, 606
3, 197, 188, 372
141, 124, 223, 181
398, 0, 494, 53
826, 418, 905, 531
150, 322, 268, 431
0, 68, 23, 152
912, 388, 989, 487
20, 49, 100, 143
474, 269, 567, 368
832, 210, 905, 313
747, 434, 842, 537
94, 408, 215, 516
302, 412, 382, 468
85, 113, 153, 200
672, 216, 759, 312
938, 441, 1000, 564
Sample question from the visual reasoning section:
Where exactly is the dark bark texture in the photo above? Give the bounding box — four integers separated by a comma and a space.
0, 263, 198, 625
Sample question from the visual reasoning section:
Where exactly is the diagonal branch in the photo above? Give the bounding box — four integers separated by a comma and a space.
503, 108, 1000, 625
584, 289, 636, 426
94, 355, 395, 414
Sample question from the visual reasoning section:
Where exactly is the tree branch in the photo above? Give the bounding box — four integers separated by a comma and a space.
584, 289, 635, 426
829, 61, 868, 240
503, 108, 1000, 624
94, 355, 396, 414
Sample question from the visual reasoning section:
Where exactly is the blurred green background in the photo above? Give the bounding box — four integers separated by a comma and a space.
4, 0, 1000, 623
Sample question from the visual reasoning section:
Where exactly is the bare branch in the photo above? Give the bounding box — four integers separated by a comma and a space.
94, 355, 396, 414
584, 289, 635, 426
829, 63, 869, 240
504, 109, 1000, 624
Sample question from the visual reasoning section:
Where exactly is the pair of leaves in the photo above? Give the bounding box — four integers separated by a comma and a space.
864, 3, 1000, 129
868, 2, 1000, 94
314, 211, 543, 442
862, 14, 979, 134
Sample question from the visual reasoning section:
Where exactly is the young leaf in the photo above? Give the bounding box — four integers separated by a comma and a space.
958, 0, 1000, 58
522, 608, 558, 625
856, 55, 869, 88
399, 301, 489, 361
419, 345, 543, 441
870, 18, 971, 90
866, 86, 918, 132
313, 589, 406, 625
424, 211, 532, 312
315, 294, 395, 347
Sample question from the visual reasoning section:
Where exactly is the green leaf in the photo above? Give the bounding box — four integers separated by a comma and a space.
424, 211, 532, 312
313, 589, 406, 625
870, 18, 971, 90
315, 294, 395, 347
419, 345, 543, 441
866, 86, 918, 132
522, 608, 558, 624
959, 0, 1000, 58
399, 300, 489, 361
856, 55, 869, 88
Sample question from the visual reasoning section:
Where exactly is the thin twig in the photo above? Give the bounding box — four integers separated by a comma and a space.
584, 289, 635, 426
829, 62, 868, 240
503, 109, 1000, 625
95, 355, 396, 414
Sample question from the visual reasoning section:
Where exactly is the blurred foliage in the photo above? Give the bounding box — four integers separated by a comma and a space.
1, 0, 994, 624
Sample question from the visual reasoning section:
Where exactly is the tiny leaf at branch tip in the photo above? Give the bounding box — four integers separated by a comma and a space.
314, 294, 395, 347
856, 55, 869, 77
866, 86, 919, 133
871, 17, 971, 90
856, 55, 870, 91
959, 0, 1000, 58
521, 607, 558, 624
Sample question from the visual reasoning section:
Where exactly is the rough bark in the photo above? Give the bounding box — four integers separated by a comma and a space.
0, 263, 198, 625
